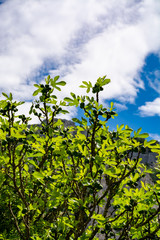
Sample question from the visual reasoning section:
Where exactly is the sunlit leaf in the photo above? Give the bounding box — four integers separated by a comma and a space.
136, 133, 149, 138
33, 89, 41, 96
2, 92, 8, 99
56, 81, 66, 86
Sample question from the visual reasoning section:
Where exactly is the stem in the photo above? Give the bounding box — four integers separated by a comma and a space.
9, 201, 25, 240
96, 92, 99, 103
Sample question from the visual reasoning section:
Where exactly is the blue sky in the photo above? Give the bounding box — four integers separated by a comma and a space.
0, 0, 160, 141
109, 53, 160, 140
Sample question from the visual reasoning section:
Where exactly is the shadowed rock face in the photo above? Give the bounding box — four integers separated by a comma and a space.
60, 118, 76, 128
137, 151, 157, 167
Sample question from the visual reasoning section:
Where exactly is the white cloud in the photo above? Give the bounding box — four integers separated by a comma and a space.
114, 102, 128, 112
149, 133, 160, 142
49, 0, 160, 104
147, 70, 160, 94
139, 98, 160, 117
0, 0, 109, 86
0, 0, 160, 117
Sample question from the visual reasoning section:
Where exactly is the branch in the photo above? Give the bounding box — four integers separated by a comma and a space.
9, 201, 25, 240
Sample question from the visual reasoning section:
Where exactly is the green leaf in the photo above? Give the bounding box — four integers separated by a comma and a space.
147, 140, 157, 144
33, 171, 44, 180
91, 214, 106, 222
29, 104, 33, 114
144, 139, 157, 148
82, 81, 88, 86
28, 152, 44, 157
70, 92, 76, 98
63, 221, 73, 228
136, 133, 149, 138
2, 92, 8, 99
51, 95, 57, 99
134, 128, 142, 137
60, 110, 69, 114
117, 124, 124, 131
137, 128, 142, 135
79, 81, 92, 93
28, 160, 39, 169
151, 148, 160, 153
141, 181, 148, 191
64, 97, 73, 102
47, 75, 51, 81
54, 75, 60, 81
86, 88, 90, 93
55, 86, 61, 91
24, 164, 29, 172
102, 78, 110, 85
110, 102, 114, 110
56, 81, 66, 86
16, 101, 25, 107
34, 84, 40, 88
72, 118, 82, 125
9, 93, 13, 101
0, 129, 6, 140
33, 89, 41, 96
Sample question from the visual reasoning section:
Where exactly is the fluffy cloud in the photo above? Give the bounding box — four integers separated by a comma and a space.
51, 0, 160, 104
149, 133, 160, 142
139, 98, 160, 116
0, 0, 160, 122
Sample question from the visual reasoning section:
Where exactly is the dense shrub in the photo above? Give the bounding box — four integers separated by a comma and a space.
0, 75, 160, 239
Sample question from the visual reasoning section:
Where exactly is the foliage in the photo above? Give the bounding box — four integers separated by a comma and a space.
0, 75, 160, 240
